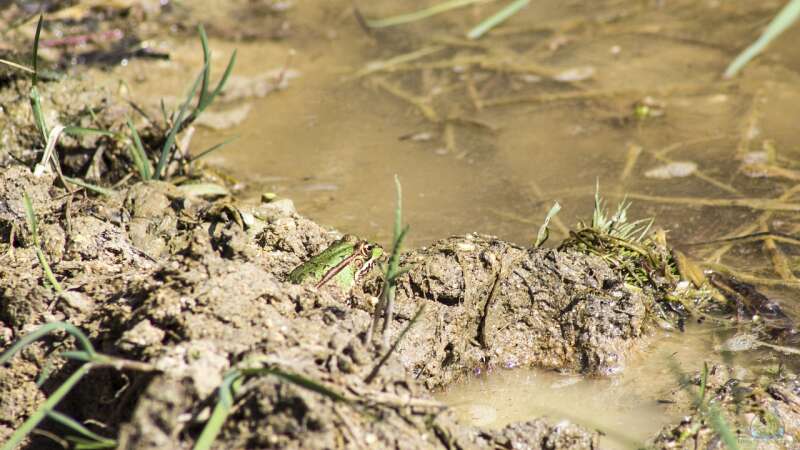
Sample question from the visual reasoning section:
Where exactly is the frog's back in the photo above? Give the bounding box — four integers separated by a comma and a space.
287, 236, 356, 284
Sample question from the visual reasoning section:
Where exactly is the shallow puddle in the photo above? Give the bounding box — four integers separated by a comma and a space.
436, 323, 759, 449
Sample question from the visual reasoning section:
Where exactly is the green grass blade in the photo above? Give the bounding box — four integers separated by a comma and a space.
23, 192, 40, 246
364, 0, 486, 28
698, 361, 708, 406
197, 25, 212, 113
724, 0, 800, 78
0, 322, 95, 365
32, 13, 43, 86
193, 370, 242, 450
262, 367, 350, 403
535, 201, 561, 247
154, 67, 205, 179
707, 405, 740, 450
194, 363, 350, 450
24, 193, 63, 292
126, 119, 152, 180
35, 247, 63, 292
190, 136, 238, 162
375, 176, 409, 343
47, 410, 115, 448
192, 25, 237, 119
201, 50, 237, 113
160, 99, 169, 124
62, 177, 115, 197
387, 226, 409, 279
30, 86, 48, 142
36, 353, 59, 387
0, 364, 91, 450
72, 440, 118, 450
58, 351, 97, 363
365, 304, 425, 383
467, 0, 529, 39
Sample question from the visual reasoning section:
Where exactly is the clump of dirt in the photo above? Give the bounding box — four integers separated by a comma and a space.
392, 234, 653, 388
0, 76, 134, 181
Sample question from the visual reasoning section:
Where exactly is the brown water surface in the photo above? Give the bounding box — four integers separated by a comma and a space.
436, 324, 760, 449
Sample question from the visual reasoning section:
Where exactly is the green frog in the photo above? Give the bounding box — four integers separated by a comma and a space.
288, 235, 383, 291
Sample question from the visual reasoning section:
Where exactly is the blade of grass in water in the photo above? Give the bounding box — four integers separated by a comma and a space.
152, 26, 236, 180
467, 0, 529, 39
190, 136, 238, 162
364, 0, 488, 28
724, 0, 800, 78
708, 405, 740, 450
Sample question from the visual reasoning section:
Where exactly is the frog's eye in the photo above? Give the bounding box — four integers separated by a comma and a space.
360, 244, 373, 256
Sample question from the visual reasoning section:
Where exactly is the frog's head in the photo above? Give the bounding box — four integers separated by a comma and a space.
352, 240, 384, 284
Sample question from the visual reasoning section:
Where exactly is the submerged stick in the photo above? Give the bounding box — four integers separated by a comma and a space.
353, 46, 445, 79
619, 144, 642, 181
651, 152, 739, 195
704, 262, 800, 288
621, 192, 800, 212
702, 184, 800, 263
759, 223, 797, 282
371, 77, 439, 122
484, 82, 732, 107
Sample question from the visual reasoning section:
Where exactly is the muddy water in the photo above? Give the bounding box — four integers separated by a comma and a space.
437, 324, 755, 449
107, 0, 800, 444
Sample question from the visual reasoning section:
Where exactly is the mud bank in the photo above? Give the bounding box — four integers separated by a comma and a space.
0, 164, 605, 449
